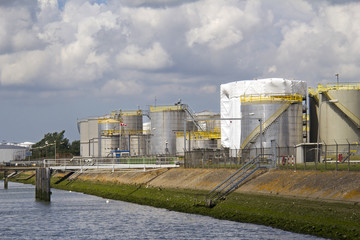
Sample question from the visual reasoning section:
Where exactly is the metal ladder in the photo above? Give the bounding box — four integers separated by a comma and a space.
183, 104, 204, 131
206, 154, 271, 207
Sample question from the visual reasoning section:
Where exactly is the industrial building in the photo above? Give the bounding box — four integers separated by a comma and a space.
78, 110, 145, 157
77, 78, 360, 164
77, 104, 221, 157
0, 143, 30, 163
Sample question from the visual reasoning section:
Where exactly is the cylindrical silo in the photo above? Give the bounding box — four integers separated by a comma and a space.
78, 119, 89, 157
220, 78, 307, 157
121, 111, 143, 132
99, 118, 120, 136
240, 95, 303, 149
195, 111, 221, 132
119, 110, 143, 153
100, 136, 120, 156
87, 117, 100, 157
130, 135, 149, 156
316, 83, 360, 144
150, 105, 195, 155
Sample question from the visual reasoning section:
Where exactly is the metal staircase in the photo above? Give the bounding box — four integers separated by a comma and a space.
54, 171, 74, 184
183, 104, 204, 131
206, 154, 272, 207
66, 161, 95, 182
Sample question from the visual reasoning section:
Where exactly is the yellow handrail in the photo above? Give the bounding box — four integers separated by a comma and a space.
316, 83, 360, 93
150, 105, 185, 112
176, 130, 221, 140
101, 130, 150, 136
240, 94, 303, 103
98, 118, 120, 123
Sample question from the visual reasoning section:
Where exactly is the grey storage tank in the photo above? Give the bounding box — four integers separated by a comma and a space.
310, 83, 360, 145
240, 94, 303, 155
150, 105, 196, 155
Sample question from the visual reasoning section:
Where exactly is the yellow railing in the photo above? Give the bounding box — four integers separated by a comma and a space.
98, 118, 120, 123
176, 130, 221, 140
110, 110, 142, 116
150, 105, 185, 112
101, 130, 150, 136
240, 94, 303, 103
317, 83, 360, 92
309, 83, 360, 103
121, 110, 142, 116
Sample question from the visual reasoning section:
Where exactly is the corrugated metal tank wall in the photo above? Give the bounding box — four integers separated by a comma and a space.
220, 79, 307, 157
150, 107, 185, 155
150, 105, 195, 155
318, 85, 360, 144
78, 120, 89, 157
241, 101, 303, 149
122, 111, 143, 132
130, 135, 149, 156
87, 118, 99, 157
100, 136, 119, 157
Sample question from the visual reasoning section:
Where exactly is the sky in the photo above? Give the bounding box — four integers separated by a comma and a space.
1, 0, 360, 143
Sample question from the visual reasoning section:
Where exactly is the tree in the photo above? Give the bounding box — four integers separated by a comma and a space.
69, 140, 80, 156
31, 131, 79, 159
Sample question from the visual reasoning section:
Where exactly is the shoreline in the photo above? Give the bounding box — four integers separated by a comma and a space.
12, 169, 360, 240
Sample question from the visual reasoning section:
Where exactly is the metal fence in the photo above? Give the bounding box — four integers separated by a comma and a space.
293, 142, 360, 171
185, 143, 360, 171
4, 155, 180, 169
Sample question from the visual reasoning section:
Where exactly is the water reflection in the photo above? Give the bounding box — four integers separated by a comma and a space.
0, 181, 324, 240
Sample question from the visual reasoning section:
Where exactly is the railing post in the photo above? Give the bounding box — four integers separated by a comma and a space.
336, 141, 338, 171
324, 144, 327, 170
271, 140, 276, 169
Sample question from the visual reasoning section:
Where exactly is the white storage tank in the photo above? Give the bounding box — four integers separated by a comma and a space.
220, 78, 307, 157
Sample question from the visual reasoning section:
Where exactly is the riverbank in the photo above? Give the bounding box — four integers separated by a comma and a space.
14, 168, 360, 240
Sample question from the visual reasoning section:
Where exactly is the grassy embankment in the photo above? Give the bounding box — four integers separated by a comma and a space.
13, 172, 360, 240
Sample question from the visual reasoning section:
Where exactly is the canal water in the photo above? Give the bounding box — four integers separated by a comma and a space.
0, 181, 324, 240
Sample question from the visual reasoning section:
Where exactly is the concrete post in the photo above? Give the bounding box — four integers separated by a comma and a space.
35, 168, 51, 201
4, 170, 8, 189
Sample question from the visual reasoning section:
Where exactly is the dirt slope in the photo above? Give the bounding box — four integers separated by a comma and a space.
78, 168, 360, 202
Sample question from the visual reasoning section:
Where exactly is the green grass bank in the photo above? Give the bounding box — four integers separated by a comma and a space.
13, 170, 360, 240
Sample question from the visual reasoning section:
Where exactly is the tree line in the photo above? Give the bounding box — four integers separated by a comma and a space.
31, 130, 80, 159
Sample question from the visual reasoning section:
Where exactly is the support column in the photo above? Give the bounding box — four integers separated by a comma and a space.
4, 170, 8, 189
35, 168, 51, 201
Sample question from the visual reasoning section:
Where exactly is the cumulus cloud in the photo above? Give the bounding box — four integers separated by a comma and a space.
2, 0, 360, 142
0, 50, 49, 85
186, 0, 261, 50
116, 42, 173, 70
100, 79, 144, 96
274, 1, 360, 81
0, 0, 360, 100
